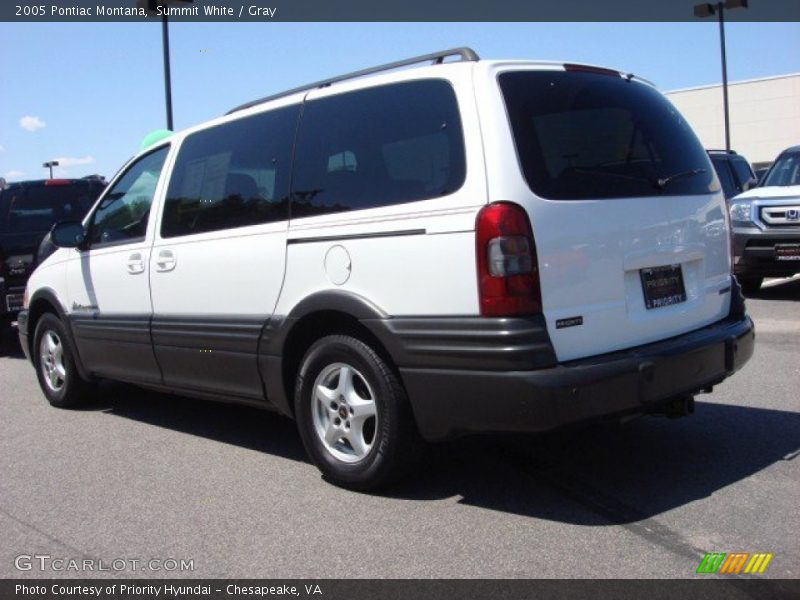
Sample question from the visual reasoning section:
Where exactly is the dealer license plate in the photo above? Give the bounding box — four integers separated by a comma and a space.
640, 264, 687, 310
775, 244, 800, 261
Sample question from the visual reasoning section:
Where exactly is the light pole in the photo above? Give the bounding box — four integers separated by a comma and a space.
137, 0, 194, 131
694, 0, 749, 152
43, 160, 59, 179
161, 8, 174, 130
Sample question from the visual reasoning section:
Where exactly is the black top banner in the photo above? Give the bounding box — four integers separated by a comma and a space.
2, 0, 799, 22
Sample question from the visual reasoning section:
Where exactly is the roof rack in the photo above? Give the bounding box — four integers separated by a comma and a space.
707, 149, 738, 154
226, 47, 480, 115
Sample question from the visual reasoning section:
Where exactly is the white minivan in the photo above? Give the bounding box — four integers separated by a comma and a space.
18, 48, 754, 489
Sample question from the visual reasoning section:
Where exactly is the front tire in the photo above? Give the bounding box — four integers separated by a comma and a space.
33, 313, 91, 408
294, 334, 424, 490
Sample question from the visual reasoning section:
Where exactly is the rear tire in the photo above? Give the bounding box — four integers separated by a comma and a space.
33, 313, 92, 408
294, 334, 425, 490
738, 276, 763, 295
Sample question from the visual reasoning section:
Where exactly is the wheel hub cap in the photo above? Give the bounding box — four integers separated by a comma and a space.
39, 330, 66, 392
311, 362, 378, 464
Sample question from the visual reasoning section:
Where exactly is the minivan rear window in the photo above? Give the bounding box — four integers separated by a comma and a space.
499, 71, 717, 200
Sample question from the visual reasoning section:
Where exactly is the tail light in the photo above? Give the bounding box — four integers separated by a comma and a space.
564, 63, 621, 77
476, 202, 542, 317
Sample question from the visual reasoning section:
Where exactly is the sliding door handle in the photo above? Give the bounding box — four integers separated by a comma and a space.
155, 249, 177, 272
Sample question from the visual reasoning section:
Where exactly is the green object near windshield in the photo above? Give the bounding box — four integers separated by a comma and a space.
140, 129, 173, 151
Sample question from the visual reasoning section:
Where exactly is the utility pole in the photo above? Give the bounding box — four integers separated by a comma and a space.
162, 11, 174, 130
693, 0, 749, 152
136, 0, 194, 130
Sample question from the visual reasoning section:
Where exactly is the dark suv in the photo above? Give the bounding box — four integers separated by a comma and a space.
0, 178, 104, 325
708, 149, 757, 200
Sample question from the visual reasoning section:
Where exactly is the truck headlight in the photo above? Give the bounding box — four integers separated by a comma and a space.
729, 202, 752, 224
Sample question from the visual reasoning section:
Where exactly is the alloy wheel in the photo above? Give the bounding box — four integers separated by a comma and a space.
311, 362, 378, 463
39, 330, 66, 392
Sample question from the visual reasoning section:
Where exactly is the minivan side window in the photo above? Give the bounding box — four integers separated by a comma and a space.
89, 146, 169, 247
161, 104, 300, 238
291, 79, 466, 218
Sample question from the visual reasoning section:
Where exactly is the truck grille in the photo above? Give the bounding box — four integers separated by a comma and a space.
745, 238, 800, 247
761, 206, 800, 227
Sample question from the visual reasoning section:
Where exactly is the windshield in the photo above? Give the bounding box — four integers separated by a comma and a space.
761, 151, 800, 187
499, 70, 717, 200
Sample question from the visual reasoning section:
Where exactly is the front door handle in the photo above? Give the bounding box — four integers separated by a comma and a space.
126, 252, 145, 275
155, 249, 177, 272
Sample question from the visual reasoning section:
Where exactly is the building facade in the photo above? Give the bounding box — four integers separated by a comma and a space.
665, 73, 800, 169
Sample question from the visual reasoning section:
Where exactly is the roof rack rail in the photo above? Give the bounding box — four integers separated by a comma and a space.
226, 47, 480, 115
707, 149, 737, 154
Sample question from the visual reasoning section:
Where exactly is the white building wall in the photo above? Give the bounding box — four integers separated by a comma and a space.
665, 73, 800, 167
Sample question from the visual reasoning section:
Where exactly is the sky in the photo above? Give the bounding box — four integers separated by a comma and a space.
1, 21, 798, 183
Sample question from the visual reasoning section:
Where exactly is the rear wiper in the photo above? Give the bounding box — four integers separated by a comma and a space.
571, 168, 653, 185
655, 168, 706, 190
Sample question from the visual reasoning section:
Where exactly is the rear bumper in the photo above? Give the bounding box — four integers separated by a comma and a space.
733, 228, 800, 278
402, 314, 755, 441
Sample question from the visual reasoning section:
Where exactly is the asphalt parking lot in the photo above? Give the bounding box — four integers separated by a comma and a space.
1, 278, 798, 582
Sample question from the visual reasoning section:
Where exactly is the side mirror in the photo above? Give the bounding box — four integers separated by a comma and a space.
50, 221, 86, 249
743, 177, 759, 191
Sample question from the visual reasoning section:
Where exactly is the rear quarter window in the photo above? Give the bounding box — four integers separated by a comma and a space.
499, 70, 717, 200
290, 79, 466, 218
